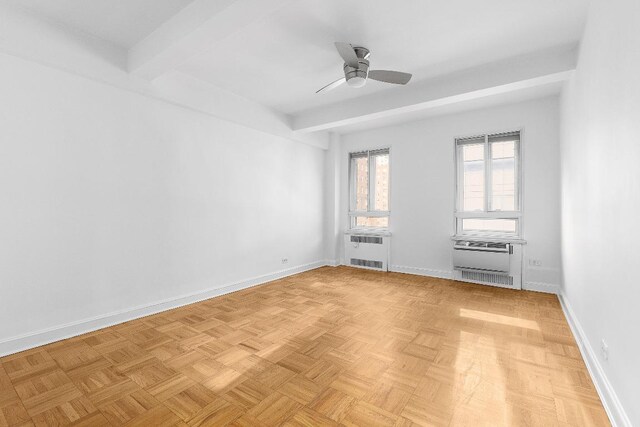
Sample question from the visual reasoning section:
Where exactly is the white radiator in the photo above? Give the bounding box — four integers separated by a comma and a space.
344, 233, 390, 271
452, 240, 522, 289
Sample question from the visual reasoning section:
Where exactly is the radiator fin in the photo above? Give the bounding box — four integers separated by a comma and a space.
350, 258, 383, 269
461, 270, 513, 287
350, 235, 383, 244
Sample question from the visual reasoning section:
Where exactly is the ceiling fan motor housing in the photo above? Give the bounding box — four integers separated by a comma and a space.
344, 46, 370, 88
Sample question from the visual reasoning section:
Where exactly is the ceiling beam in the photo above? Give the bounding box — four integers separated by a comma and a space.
292, 46, 577, 133
128, 0, 292, 81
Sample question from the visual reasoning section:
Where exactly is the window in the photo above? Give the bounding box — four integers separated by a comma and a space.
349, 148, 390, 229
455, 131, 521, 237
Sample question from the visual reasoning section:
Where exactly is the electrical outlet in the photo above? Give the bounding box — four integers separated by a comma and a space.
528, 259, 542, 267
281, 258, 288, 264
601, 339, 609, 361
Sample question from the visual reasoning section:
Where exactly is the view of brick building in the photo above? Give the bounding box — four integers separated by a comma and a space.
353, 152, 389, 228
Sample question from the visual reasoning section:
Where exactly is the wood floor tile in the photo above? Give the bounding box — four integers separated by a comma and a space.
149, 342, 187, 362
221, 379, 272, 411
401, 394, 451, 426
214, 347, 253, 367
246, 392, 301, 425
303, 360, 341, 386
13, 369, 83, 417
163, 384, 218, 422
0, 398, 31, 426
145, 374, 196, 402
252, 364, 296, 389
98, 389, 159, 425
201, 367, 246, 395
348, 355, 389, 380
227, 414, 270, 427
126, 328, 172, 351
0, 266, 610, 426
365, 381, 412, 415
121, 357, 178, 389
87, 380, 142, 408
277, 375, 325, 405
48, 342, 103, 372
2, 350, 57, 383
103, 343, 147, 366
276, 352, 317, 374
166, 352, 223, 383
255, 344, 296, 364
187, 397, 244, 427
32, 407, 108, 427
282, 407, 338, 427
342, 400, 398, 427
307, 388, 356, 423
329, 372, 375, 399
124, 404, 186, 426
228, 355, 273, 379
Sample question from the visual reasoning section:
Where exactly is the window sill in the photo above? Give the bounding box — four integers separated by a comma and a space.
346, 229, 392, 237
451, 234, 526, 244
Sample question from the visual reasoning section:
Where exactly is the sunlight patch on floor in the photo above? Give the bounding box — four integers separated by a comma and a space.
459, 308, 540, 331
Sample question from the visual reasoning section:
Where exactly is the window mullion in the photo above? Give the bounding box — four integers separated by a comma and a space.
515, 140, 520, 212
484, 135, 491, 213
456, 145, 463, 213
349, 157, 355, 213
368, 151, 375, 212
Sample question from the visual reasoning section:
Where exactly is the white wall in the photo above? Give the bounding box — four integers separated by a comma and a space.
560, 0, 640, 425
338, 97, 562, 291
0, 52, 325, 354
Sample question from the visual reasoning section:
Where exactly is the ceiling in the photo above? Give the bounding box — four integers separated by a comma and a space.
176, 0, 587, 114
6, 0, 195, 48
4, 0, 588, 132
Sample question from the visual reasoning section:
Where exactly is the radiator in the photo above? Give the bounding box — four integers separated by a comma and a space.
344, 233, 390, 271
453, 240, 522, 289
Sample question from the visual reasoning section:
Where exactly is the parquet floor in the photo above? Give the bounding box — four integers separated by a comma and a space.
1, 266, 609, 426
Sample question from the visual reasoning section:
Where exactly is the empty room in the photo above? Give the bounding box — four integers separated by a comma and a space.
1, 0, 638, 426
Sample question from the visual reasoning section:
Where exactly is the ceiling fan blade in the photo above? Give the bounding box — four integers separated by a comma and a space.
316, 77, 346, 93
334, 42, 360, 69
368, 70, 412, 85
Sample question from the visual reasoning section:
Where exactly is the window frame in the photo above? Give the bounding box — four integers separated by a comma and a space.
348, 147, 391, 230
454, 130, 523, 238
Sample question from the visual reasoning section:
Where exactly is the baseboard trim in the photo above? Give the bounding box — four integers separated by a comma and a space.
389, 265, 454, 280
324, 259, 339, 267
0, 260, 328, 358
523, 281, 560, 294
558, 292, 632, 427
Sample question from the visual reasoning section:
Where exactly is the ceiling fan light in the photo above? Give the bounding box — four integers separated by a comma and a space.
347, 76, 366, 88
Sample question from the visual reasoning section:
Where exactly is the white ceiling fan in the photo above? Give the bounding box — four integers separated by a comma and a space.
316, 42, 412, 93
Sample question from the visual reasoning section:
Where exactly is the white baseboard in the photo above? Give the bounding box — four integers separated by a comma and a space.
324, 259, 339, 267
0, 260, 328, 358
523, 281, 560, 294
558, 293, 632, 427
389, 265, 454, 280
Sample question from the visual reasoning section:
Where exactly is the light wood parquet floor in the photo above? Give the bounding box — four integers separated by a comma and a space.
1, 266, 609, 426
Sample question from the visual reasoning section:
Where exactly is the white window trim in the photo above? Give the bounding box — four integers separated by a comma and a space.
348, 147, 391, 230
454, 130, 524, 238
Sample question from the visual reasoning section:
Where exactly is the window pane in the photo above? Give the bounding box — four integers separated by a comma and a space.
352, 156, 368, 211
372, 153, 389, 211
491, 141, 516, 211
355, 216, 389, 228
461, 218, 517, 234
462, 144, 485, 211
